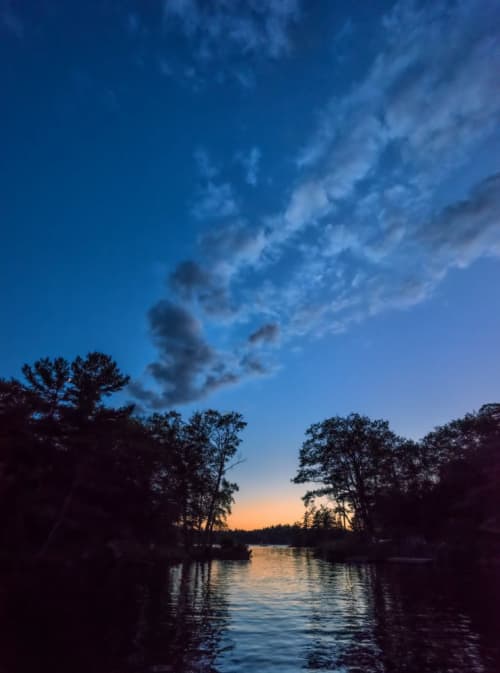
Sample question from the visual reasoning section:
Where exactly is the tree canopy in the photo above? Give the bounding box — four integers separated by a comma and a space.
293, 406, 500, 547
0, 353, 246, 559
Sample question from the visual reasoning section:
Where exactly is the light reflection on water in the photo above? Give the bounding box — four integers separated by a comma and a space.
1, 546, 499, 672
174, 546, 499, 673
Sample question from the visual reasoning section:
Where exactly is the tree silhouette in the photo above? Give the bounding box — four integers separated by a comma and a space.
293, 414, 401, 535
293, 406, 500, 551
0, 353, 246, 560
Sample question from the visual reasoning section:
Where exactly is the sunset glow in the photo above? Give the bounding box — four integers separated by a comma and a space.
228, 496, 306, 531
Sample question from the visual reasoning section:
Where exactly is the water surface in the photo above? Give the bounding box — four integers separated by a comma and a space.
2, 546, 499, 672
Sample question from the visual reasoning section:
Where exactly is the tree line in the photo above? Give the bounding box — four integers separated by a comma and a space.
0, 353, 246, 560
293, 407, 500, 558
2, 350, 498, 561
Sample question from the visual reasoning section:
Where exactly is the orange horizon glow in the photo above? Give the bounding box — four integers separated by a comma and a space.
227, 496, 306, 531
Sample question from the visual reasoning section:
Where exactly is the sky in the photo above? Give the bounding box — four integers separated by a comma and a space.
1, 0, 500, 529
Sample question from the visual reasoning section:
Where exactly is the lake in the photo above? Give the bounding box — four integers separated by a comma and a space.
2, 546, 500, 672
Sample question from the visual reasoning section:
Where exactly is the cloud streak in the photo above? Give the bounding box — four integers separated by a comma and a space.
163, 0, 301, 60
133, 0, 500, 407
238, 147, 261, 186
249, 323, 280, 345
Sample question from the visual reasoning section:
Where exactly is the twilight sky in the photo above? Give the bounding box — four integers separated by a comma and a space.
1, 0, 500, 528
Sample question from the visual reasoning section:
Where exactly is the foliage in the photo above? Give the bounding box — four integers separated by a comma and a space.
0, 353, 245, 558
222, 525, 305, 546
293, 406, 500, 554
293, 414, 402, 534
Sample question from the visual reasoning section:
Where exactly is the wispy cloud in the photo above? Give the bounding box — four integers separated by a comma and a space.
119, 1, 305, 88
191, 181, 238, 220
194, 147, 218, 180
418, 172, 500, 269
134, 0, 500, 407
190, 148, 239, 219
249, 323, 280, 345
237, 146, 262, 186
163, 0, 301, 60
198, 220, 267, 278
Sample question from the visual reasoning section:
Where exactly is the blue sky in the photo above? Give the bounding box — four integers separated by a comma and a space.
1, 0, 500, 527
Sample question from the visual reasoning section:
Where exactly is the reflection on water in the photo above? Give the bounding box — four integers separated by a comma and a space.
1, 547, 499, 672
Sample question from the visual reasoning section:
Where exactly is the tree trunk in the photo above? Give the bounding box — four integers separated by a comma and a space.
37, 470, 79, 558
204, 458, 225, 549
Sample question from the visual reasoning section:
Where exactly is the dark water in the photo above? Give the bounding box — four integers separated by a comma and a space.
1, 546, 500, 673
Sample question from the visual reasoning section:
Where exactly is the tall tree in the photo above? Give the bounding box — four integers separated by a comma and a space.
189, 410, 246, 547
419, 404, 500, 540
1, 353, 248, 559
293, 413, 401, 535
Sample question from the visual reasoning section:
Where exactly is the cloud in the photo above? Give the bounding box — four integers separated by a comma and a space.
163, 0, 301, 60
130, 300, 238, 406
382, 13, 500, 178
239, 353, 269, 375
281, 181, 329, 236
248, 323, 280, 345
278, 114, 385, 241
169, 260, 235, 318
169, 260, 212, 298
166, 220, 269, 322
190, 148, 240, 219
419, 172, 500, 269
286, 172, 500, 333
194, 147, 218, 180
258, 0, 500, 307
134, 0, 500, 407
191, 181, 238, 220
237, 146, 262, 186
296, 0, 500, 196
131, 299, 272, 406
199, 220, 267, 277
258, 0, 500, 337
